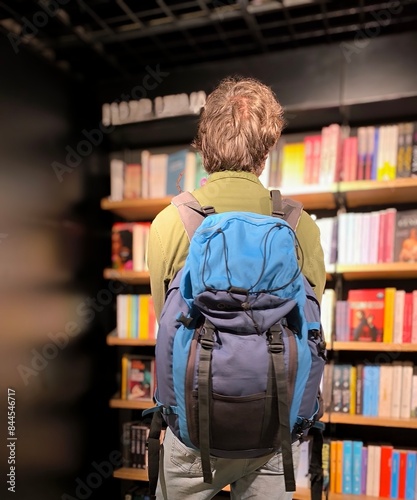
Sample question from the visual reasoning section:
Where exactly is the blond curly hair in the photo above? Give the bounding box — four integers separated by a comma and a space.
192, 76, 285, 176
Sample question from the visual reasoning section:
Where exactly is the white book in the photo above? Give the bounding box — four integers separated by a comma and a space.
369, 211, 380, 264
184, 152, 197, 192
140, 150, 151, 198
411, 368, 417, 417
400, 361, 414, 419
137, 98, 153, 121
391, 361, 403, 418
110, 159, 125, 201
366, 445, 376, 496
133, 224, 146, 272
102, 103, 111, 126
337, 212, 348, 265
353, 213, 363, 264
117, 294, 127, 339
148, 153, 168, 198
119, 101, 130, 125
378, 364, 393, 418
372, 445, 381, 497
110, 102, 121, 126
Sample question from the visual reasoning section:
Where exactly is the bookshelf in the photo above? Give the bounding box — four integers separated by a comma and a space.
103, 268, 150, 285
109, 396, 154, 411
102, 117, 417, 500
101, 177, 417, 220
106, 330, 156, 347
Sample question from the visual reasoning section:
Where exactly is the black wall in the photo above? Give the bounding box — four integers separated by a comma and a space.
0, 37, 118, 500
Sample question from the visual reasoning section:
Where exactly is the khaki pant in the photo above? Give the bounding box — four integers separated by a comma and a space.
156, 427, 301, 500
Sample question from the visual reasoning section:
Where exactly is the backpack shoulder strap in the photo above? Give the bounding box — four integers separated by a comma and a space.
171, 192, 215, 242
270, 189, 303, 230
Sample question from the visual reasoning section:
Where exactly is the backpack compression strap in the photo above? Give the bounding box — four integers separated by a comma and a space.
270, 190, 303, 230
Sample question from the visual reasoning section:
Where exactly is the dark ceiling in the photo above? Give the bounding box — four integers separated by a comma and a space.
1, 0, 417, 83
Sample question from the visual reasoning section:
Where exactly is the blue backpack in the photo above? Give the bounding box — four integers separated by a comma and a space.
144, 190, 326, 493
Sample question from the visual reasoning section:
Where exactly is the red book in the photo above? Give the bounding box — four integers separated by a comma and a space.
398, 451, 408, 499
402, 292, 413, 343
348, 289, 385, 342
379, 445, 393, 497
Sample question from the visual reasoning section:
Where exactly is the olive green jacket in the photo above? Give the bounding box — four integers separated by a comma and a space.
148, 171, 326, 320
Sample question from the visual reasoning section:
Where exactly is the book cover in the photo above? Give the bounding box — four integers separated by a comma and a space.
342, 440, 353, 494
405, 451, 417, 500
391, 450, 400, 499
322, 438, 330, 493
124, 355, 154, 400
380, 445, 393, 497
112, 222, 134, 271
394, 209, 417, 262
348, 289, 385, 342
352, 441, 363, 495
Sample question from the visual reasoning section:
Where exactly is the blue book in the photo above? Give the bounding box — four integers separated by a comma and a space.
391, 450, 400, 499
361, 447, 368, 494
352, 441, 363, 495
166, 149, 188, 195
362, 366, 373, 416
372, 365, 380, 416
371, 127, 379, 180
342, 440, 353, 494
405, 451, 417, 500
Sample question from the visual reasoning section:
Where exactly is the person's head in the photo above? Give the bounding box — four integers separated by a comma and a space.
192, 76, 285, 176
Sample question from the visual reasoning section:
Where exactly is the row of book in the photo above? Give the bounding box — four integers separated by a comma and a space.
112, 222, 150, 272
263, 121, 417, 189
113, 287, 417, 344
102, 90, 206, 126
316, 208, 417, 268
120, 355, 155, 401
110, 148, 207, 201
122, 420, 150, 469
327, 440, 417, 499
116, 295, 157, 340
326, 288, 417, 344
322, 362, 417, 419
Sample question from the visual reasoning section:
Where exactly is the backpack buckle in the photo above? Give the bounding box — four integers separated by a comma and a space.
201, 205, 215, 215
201, 337, 215, 349
267, 324, 283, 353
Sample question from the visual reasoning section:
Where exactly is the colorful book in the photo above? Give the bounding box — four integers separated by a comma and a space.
348, 289, 385, 342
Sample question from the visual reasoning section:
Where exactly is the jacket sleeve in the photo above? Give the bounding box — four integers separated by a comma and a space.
147, 221, 168, 321
296, 211, 326, 305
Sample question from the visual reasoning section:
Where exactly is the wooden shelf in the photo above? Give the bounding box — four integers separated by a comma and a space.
336, 262, 417, 280
332, 341, 417, 352
101, 197, 172, 221
109, 396, 155, 410
106, 330, 156, 346
280, 184, 337, 211
101, 179, 417, 223
113, 467, 148, 481
340, 178, 417, 208
103, 268, 150, 285
329, 413, 417, 429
